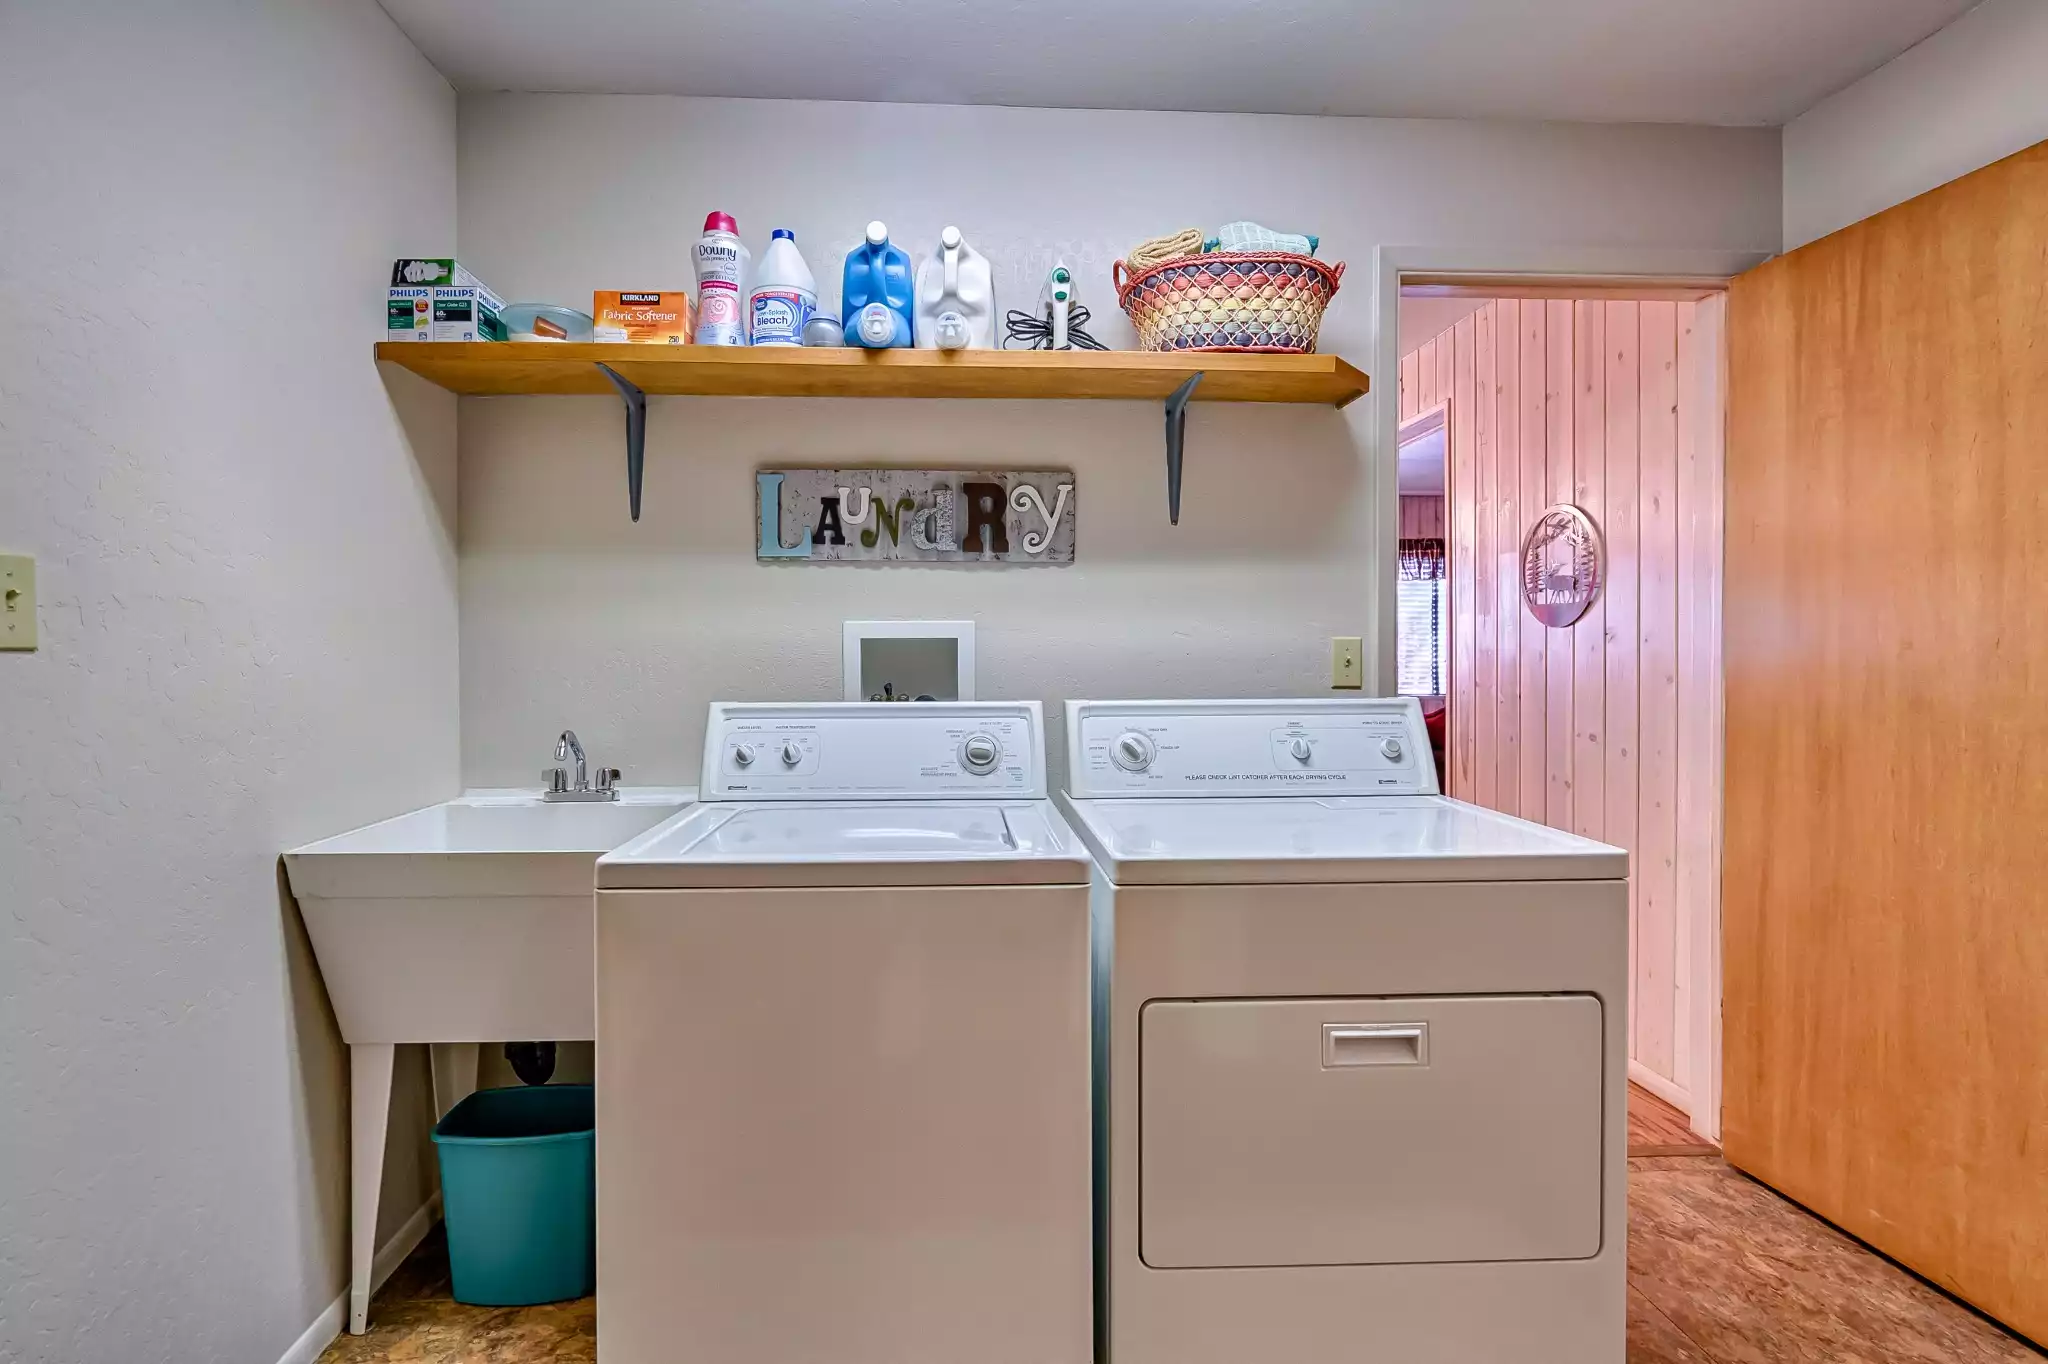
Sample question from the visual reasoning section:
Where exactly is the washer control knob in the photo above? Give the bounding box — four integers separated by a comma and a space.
1380, 737, 1405, 762
732, 744, 756, 768
780, 741, 803, 767
1289, 736, 1314, 762
1112, 732, 1156, 772
960, 733, 1001, 774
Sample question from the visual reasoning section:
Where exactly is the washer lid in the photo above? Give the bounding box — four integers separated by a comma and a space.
1057, 794, 1626, 885
597, 798, 1091, 888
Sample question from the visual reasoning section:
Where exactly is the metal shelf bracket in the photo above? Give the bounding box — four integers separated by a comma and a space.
1163, 372, 1203, 525
595, 362, 647, 522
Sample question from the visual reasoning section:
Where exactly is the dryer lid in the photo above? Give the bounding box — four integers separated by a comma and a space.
1059, 698, 1621, 883
1058, 794, 1626, 885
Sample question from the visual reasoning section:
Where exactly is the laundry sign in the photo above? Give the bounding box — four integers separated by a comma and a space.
757, 469, 1077, 564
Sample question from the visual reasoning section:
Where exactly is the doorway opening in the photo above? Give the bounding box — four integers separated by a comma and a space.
1394, 281, 1727, 1144
1395, 403, 1450, 780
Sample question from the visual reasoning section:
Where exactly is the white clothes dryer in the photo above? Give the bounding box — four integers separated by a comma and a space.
1060, 698, 1629, 1364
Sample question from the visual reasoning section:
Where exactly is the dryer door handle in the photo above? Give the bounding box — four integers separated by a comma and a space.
1322, 1022, 1428, 1068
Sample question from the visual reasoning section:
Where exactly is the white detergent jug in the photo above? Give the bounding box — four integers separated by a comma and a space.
914, 226, 996, 350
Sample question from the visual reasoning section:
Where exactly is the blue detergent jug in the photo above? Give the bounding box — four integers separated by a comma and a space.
842, 221, 915, 348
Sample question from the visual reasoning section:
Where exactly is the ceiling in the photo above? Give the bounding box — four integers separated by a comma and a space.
1398, 423, 1446, 496
381, 0, 1973, 125
1400, 297, 1488, 358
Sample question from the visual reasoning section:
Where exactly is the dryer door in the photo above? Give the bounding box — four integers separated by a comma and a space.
1140, 994, 1603, 1267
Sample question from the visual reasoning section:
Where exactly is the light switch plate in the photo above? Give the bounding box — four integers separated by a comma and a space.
1330, 635, 1363, 689
0, 555, 35, 650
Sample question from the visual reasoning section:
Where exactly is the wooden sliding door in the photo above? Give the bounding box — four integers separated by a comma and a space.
1723, 140, 2048, 1344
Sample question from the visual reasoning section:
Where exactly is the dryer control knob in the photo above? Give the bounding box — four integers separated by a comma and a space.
780, 741, 803, 767
732, 744, 756, 767
1289, 736, 1314, 762
960, 733, 1001, 773
1112, 731, 1155, 772
1380, 738, 1405, 761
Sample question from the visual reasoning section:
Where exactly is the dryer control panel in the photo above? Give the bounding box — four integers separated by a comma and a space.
1065, 698, 1437, 798
702, 701, 1045, 800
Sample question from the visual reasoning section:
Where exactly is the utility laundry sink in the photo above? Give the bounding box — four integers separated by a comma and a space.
287, 787, 692, 1336
285, 789, 693, 1043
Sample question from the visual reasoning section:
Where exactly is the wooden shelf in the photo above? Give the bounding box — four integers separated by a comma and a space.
375, 342, 1368, 406
376, 341, 1366, 524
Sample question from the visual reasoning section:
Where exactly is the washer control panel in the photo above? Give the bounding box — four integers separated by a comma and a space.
703, 701, 1044, 800
1066, 699, 1437, 798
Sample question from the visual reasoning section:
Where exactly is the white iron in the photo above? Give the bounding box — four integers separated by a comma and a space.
1039, 260, 1076, 351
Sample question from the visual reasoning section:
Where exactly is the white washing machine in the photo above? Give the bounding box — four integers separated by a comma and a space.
1059, 698, 1629, 1364
594, 701, 1093, 1364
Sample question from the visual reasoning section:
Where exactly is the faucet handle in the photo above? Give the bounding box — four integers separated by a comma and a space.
544, 766, 570, 795
594, 767, 622, 793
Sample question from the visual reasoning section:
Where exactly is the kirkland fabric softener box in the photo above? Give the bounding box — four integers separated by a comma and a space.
388, 259, 505, 341
592, 291, 694, 343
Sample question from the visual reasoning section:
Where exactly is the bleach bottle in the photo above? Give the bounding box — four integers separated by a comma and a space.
841, 221, 914, 349
748, 229, 816, 347
692, 211, 751, 346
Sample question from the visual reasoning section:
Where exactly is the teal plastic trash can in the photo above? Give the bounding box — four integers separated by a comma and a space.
431, 1084, 595, 1306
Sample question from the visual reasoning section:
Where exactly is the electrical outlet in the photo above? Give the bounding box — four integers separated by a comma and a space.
1330, 636, 1362, 689
0, 555, 35, 651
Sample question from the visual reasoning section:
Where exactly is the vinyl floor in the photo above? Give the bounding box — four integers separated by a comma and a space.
319, 1086, 2042, 1363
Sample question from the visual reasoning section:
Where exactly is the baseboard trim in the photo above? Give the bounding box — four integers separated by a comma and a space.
275, 1194, 442, 1364
1629, 1059, 1695, 1116
372, 1193, 442, 1291
275, 1294, 345, 1364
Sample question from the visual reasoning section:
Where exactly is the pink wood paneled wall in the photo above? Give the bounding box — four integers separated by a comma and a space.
1398, 495, 1445, 538
1399, 300, 1724, 1114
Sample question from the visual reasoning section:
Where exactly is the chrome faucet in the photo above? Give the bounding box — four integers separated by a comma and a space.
557, 730, 587, 790
544, 729, 620, 802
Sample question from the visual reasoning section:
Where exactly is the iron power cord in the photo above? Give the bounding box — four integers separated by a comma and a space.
1002, 303, 1109, 350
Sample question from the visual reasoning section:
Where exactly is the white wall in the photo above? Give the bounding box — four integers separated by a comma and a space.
456, 95, 1778, 784
0, 5, 459, 1361
1783, 0, 2048, 248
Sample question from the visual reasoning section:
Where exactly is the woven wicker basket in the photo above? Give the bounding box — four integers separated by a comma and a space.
1113, 251, 1344, 353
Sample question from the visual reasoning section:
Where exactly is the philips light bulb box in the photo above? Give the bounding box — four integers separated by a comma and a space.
387, 258, 506, 342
